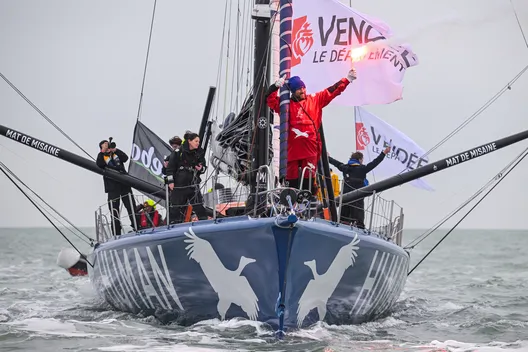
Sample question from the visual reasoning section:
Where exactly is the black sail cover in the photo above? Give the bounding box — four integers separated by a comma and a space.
128, 121, 172, 207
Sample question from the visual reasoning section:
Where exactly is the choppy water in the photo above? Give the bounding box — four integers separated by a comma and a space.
0, 228, 527, 352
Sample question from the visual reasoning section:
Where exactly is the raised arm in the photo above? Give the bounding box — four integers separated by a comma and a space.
265, 76, 285, 113
315, 69, 356, 108
265, 85, 280, 113
96, 152, 120, 172
363, 149, 389, 173
114, 149, 129, 164
328, 156, 348, 173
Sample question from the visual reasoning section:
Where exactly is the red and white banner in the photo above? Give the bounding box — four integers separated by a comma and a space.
291, 0, 419, 106
355, 107, 434, 191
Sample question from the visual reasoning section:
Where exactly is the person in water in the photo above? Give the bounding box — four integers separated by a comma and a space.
328, 147, 390, 229
96, 138, 138, 235
165, 132, 208, 224
265, 68, 357, 194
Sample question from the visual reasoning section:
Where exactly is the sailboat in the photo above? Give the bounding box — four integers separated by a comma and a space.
1, 0, 528, 337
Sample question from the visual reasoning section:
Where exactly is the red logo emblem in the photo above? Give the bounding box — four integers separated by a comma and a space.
355, 122, 370, 150
291, 16, 314, 67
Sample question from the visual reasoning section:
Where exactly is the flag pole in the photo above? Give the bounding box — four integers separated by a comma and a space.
318, 124, 338, 222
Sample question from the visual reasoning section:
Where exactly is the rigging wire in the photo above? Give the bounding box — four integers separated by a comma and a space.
213, 0, 230, 122
407, 147, 528, 276
0, 162, 94, 267
136, 0, 158, 121
0, 71, 95, 161
204, 0, 239, 187
395, 64, 528, 177
230, 0, 241, 112
404, 146, 528, 250
204, 0, 278, 189
223, 0, 234, 120
398, 2, 528, 249
0, 160, 95, 244
510, 0, 528, 49
0, 141, 64, 184
394, 0, 528, 176
236, 0, 252, 110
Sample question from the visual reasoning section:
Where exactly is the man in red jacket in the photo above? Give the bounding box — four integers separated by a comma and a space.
265, 68, 357, 193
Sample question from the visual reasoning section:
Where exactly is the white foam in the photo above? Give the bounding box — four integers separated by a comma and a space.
4, 317, 119, 338
419, 340, 528, 352
193, 317, 273, 337
97, 343, 251, 352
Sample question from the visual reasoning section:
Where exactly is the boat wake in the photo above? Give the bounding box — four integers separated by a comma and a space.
3, 280, 527, 352
1, 229, 527, 351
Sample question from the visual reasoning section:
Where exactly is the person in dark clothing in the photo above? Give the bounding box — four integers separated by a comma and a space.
96, 139, 138, 235
165, 132, 208, 224
328, 146, 390, 229
162, 136, 183, 176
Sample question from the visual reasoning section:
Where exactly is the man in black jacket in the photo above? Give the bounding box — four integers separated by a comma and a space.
162, 135, 182, 176
328, 146, 390, 229
96, 139, 138, 235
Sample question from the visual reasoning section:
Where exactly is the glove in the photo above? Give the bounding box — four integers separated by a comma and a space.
274, 76, 285, 88
347, 68, 357, 82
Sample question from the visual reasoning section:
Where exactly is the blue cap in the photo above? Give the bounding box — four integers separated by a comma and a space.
288, 76, 306, 92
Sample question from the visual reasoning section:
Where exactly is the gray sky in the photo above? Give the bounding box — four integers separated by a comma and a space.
1, 0, 527, 230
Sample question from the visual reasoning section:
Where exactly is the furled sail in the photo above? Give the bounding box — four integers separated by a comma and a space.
209, 95, 274, 185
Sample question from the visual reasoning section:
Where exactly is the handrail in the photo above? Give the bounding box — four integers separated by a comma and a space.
94, 176, 405, 246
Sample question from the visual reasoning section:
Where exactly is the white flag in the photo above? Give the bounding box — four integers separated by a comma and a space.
290, 0, 418, 106
355, 107, 434, 191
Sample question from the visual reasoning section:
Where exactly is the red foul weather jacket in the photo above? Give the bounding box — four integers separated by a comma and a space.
265, 78, 350, 162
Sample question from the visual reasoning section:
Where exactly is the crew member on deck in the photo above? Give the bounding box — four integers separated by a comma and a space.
162, 136, 183, 176
135, 199, 161, 229
265, 68, 357, 194
96, 138, 138, 235
165, 132, 208, 224
328, 147, 389, 229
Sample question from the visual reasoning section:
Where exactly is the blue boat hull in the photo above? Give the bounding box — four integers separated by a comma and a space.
87, 215, 409, 330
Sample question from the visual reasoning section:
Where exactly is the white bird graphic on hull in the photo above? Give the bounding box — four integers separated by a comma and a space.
296, 233, 360, 328
184, 227, 259, 321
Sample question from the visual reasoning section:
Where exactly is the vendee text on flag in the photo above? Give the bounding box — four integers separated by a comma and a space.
355, 107, 434, 191
291, 0, 419, 106
363, 124, 429, 171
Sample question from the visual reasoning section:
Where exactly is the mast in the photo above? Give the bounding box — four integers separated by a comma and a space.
278, 0, 292, 183
272, 0, 293, 340
198, 86, 216, 191
198, 86, 216, 146
249, 0, 272, 212
334, 129, 528, 206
